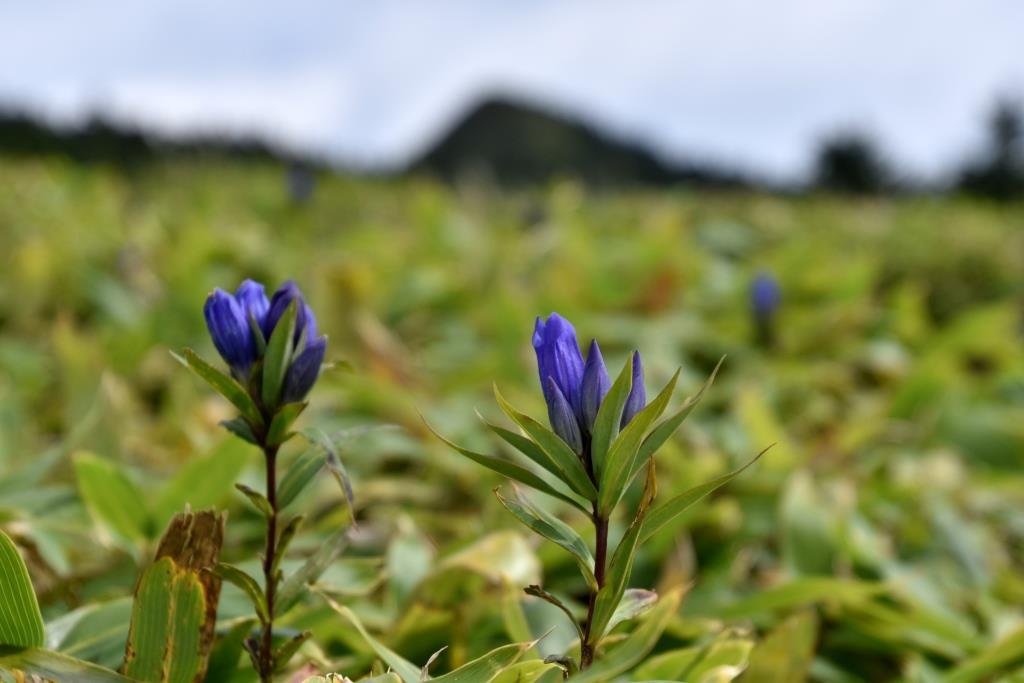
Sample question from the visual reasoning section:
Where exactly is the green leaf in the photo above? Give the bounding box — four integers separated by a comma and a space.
425, 419, 588, 513
0, 530, 45, 648
523, 585, 584, 643
487, 660, 565, 683
277, 446, 326, 510
301, 427, 356, 522
173, 348, 263, 427
636, 632, 754, 682
590, 354, 633, 481
48, 598, 132, 668
606, 588, 658, 634
262, 300, 298, 407
430, 641, 532, 682
495, 487, 596, 590
711, 577, 884, 619
213, 564, 268, 623
571, 586, 684, 683
235, 483, 273, 517
272, 516, 305, 576
153, 438, 251, 524
122, 557, 206, 683
627, 358, 723, 483
479, 414, 589, 509
316, 591, 420, 683
267, 402, 307, 447
590, 508, 646, 641
219, 416, 259, 445
276, 531, 349, 614
598, 369, 679, 515
203, 618, 257, 683
739, 610, 817, 683
73, 451, 151, 543
641, 447, 768, 543
273, 630, 311, 671
493, 385, 597, 501
944, 625, 1024, 683
0, 647, 133, 681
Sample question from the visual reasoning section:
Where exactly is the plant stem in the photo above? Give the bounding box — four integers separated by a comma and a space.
580, 507, 608, 670
259, 443, 279, 682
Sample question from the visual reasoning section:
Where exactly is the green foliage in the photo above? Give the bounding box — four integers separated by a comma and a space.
4, 160, 1024, 679
0, 530, 44, 648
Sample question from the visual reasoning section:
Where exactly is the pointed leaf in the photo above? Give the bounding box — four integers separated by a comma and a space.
276, 531, 349, 614
262, 300, 298, 407
316, 590, 420, 683
598, 369, 679, 515
430, 641, 532, 682
273, 630, 311, 671
213, 564, 268, 623
174, 348, 263, 426
0, 530, 45, 647
204, 618, 257, 683
493, 386, 597, 501
235, 483, 273, 518
480, 414, 587, 502
277, 447, 326, 510
495, 487, 597, 590
0, 647, 132, 681
606, 588, 658, 634
266, 402, 307, 447
641, 447, 767, 543
425, 419, 588, 513
590, 355, 633, 481
220, 417, 259, 445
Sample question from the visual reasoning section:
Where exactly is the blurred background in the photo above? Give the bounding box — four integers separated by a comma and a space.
2, 1, 1024, 194
2, 2, 1024, 681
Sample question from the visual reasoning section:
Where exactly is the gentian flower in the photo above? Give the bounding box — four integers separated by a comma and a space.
264, 280, 317, 345
204, 279, 327, 404
751, 272, 781, 322
621, 351, 646, 427
204, 289, 257, 376
533, 313, 646, 451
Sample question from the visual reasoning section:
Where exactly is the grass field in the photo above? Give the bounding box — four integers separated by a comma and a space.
1, 157, 1024, 681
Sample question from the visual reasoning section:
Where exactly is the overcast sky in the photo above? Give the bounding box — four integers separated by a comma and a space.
1, 1, 1022, 180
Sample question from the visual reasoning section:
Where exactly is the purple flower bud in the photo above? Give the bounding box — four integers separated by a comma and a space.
581, 339, 610, 430
533, 314, 585, 427
621, 351, 646, 428
282, 335, 327, 403
547, 378, 583, 453
235, 279, 270, 330
264, 280, 315, 344
204, 289, 256, 375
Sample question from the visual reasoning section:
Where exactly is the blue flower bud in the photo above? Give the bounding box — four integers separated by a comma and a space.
235, 279, 270, 330
204, 289, 257, 375
621, 351, 646, 428
581, 339, 610, 430
533, 314, 585, 425
546, 378, 583, 453
282, 335, 327, 403
264, 280, 315, 344
751, 272, 781, 321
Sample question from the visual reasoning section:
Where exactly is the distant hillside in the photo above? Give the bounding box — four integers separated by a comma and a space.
410, 96, 751, 188
0, 108, 318, 168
